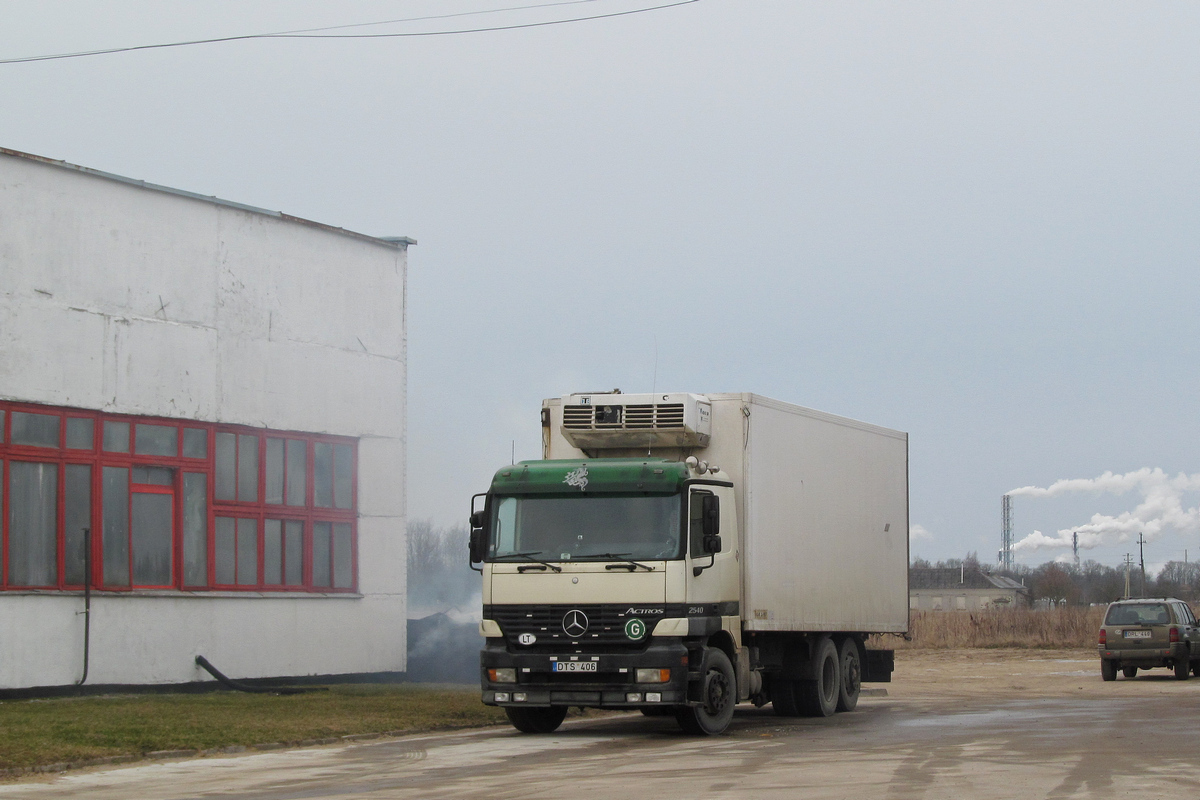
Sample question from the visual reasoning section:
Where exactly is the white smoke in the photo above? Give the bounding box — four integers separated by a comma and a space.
1009, 468, 1200, 552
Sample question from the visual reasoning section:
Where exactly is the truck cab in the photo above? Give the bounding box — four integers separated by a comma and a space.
473, 457, 742, 734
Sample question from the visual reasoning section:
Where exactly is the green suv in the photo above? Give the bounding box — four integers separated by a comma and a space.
1098, 598, 1200, 681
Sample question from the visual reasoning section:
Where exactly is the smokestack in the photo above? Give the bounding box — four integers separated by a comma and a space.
1000, 494, 1013, 569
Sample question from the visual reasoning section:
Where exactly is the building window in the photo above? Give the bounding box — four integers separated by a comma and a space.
0, 401, 357, 593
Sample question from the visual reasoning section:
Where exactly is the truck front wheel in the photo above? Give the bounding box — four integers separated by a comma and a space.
675, 648, 736, 735
798, 637, 840, 717
505, 706, 567, 734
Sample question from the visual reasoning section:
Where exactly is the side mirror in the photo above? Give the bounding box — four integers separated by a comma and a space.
468, 493, 489, 570
693, 493, 722, 575
702, 494, 720, 538
469, 527, 486, 564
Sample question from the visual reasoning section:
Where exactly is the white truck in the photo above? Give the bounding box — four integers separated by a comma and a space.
470, 392, 909, 735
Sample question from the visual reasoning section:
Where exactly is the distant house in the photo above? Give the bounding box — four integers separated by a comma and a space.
909, 567, 1030, 611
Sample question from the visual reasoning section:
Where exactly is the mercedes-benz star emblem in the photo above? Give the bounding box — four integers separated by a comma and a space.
562, 610, 589, 638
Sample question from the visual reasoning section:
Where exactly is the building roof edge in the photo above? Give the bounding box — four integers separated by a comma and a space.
0, 147, 413, 250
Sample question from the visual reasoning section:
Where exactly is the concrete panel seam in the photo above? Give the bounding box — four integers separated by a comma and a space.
65, 305, 218, 333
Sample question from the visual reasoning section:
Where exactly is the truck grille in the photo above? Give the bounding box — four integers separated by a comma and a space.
485, 604, 666, 651
562, 404, 685, 431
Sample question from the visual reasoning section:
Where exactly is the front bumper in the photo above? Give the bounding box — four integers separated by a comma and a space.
481, 639, 691, 708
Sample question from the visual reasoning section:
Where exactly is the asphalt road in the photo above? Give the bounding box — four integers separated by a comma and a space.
7, 650, 1200, 800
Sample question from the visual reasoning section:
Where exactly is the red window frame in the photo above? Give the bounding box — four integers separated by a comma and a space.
0, 400, 358, 593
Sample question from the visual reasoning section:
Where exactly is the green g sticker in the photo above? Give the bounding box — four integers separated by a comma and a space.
624, 618, 646, 640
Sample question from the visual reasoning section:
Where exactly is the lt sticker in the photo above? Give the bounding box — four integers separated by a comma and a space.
518, 633, 537, 646
624, 618, 646, 641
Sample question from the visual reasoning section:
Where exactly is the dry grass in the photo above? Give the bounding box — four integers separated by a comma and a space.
870, 607, 1107, 650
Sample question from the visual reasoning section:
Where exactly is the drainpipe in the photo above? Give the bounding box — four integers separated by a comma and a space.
76, 528, 91, 686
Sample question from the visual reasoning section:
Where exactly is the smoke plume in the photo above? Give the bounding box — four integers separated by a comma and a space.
1008, 468, 1200, 552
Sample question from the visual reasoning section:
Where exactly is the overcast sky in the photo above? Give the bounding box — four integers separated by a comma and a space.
3, 1, 1199, 570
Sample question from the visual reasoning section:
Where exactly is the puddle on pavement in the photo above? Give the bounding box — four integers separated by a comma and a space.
897, 701, 1080, 729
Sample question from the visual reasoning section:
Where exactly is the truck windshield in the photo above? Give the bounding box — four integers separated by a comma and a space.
488, 494, 682, 562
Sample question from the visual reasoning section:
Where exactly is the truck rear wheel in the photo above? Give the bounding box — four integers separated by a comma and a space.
836, 638, 862, 712
675, 648, 736, 735
505, 706, 567, 734
798, 638, 840, 717
1100, 659, 1117, 681
1174, 658, 1191, 680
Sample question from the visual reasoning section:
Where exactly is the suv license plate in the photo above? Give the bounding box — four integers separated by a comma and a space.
1123, 630, 1151, 639
552, 661, 597, 672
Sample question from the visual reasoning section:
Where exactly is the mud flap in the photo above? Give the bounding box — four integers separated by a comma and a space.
863, 649, 894, 683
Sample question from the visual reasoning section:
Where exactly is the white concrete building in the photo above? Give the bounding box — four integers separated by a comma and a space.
0, 148, 410, 690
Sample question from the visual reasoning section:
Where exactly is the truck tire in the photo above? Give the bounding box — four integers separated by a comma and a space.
1122, 666, 1137, 679
505, 706, 567, 734
770, 674, 801, 717
1193, 661, 1200, 678
1174, 658, 1191, 681
675, 648, 736, 735
836, 638, 862, 713
1100, 659, 1116, 681
797, 638, 840, 717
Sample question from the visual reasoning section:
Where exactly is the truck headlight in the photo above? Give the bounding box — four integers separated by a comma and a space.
488, 668, 517, 683
636, 668, 671, 683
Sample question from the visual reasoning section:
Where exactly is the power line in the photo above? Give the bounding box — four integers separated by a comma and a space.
0, 0, 700, 65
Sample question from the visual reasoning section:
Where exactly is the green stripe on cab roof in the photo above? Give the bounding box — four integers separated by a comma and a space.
490, 459, 689, 495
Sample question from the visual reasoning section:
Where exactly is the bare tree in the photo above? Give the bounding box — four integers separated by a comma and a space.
1153, 561, 1200, 600
406, 519, 477, 616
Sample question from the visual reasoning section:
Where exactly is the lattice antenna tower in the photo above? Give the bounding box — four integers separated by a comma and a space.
1000, 494, 1014, 570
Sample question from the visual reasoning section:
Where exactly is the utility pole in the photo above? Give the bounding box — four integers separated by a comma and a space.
1137, 533, 1147, 597
1072, 531, 1079, 568
1123, 553, 1134, 600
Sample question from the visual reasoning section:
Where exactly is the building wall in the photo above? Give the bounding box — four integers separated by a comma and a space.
0, 151, 407, 687
909, 589, 1024, 612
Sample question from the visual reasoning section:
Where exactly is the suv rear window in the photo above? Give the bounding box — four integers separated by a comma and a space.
1105, 603, 1171, 625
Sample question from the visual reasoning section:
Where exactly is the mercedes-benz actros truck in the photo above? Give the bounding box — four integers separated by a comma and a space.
470, 392, 909, 735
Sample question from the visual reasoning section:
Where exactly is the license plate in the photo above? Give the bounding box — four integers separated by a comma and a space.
552, 661, 597, 672
1123, 629, 1152, 639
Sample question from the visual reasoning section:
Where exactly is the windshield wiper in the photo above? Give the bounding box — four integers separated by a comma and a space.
496, 551, 562, 573
580, 552, 655, 572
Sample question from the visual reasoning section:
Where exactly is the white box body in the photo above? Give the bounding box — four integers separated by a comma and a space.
544, 392, 909, 634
